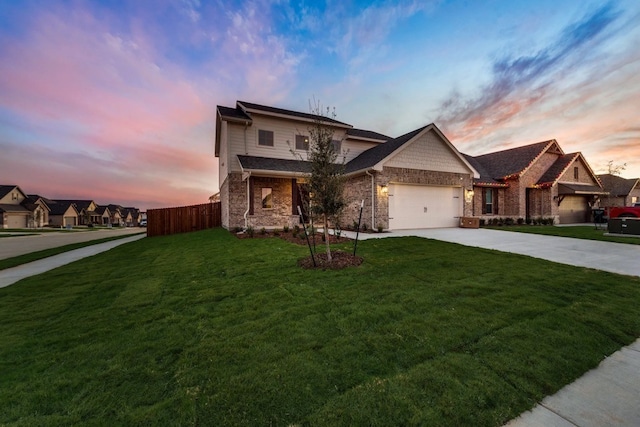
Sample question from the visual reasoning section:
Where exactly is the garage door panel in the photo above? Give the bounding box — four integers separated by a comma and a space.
559, 195, 588, 224
389, 184, 461, 229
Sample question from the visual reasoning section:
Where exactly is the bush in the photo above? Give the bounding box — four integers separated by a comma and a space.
273, 228, 280, 236
377, 224, 384, 233
246, 226, 254, 237
505, 217, 514, 226
362, 223, 368, 231
233, 226, 243, 233
517, 217, 524, 225
260, 227, 266, 235
525, 218, 532, 225
293, 225, 300, 234
283, 225, 289, 233
479, 219, 486, 226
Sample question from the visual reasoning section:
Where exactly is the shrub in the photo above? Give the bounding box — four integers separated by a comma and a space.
362, 223, 368, 231
283, 225, 289, 233
233, 226, 243, 233
260, 227, 266, 235
352, 220, 359, 231
525, 218, 532, 225
517, 217, 524, 225
273, 228, 280, 236
479, 219, 486, 226
377, 224, 384, 233
293, 225, 300, 234
505, 217, 514, 226
246, 226, 254, 237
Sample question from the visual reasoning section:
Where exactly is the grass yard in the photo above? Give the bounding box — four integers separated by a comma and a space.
1, 228, 639, 426
486, 225, 640, 245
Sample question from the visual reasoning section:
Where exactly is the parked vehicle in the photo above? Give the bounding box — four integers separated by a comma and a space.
609, 205, 640, 218
139, 219, 147, 227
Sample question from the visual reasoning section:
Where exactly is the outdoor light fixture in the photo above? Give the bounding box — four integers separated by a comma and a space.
380, 185, 388, 194
465, 189, 474, 201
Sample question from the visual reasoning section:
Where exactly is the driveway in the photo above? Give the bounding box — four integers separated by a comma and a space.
343, 228, 640, 277
0, 228, 145, 260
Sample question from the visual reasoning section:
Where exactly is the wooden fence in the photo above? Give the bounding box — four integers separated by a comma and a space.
147, 202, 221, 237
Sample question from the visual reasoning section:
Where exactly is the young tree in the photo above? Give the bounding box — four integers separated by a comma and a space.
305, 102, 346, 262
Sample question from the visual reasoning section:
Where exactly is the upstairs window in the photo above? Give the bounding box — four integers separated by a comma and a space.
295, 134, 309, 151
258, 129, 274, 147
574, 167, 579, 180
331, 139, 342, 153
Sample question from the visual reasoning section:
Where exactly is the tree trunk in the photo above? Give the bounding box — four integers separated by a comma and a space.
323, 213, 332, 262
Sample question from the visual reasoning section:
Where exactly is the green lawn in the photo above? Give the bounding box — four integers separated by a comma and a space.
1, 228, 639, 426
0, 233, 146, 271
486, 225, 640, 245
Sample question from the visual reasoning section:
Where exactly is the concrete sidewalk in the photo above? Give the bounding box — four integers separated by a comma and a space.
338, 227, 640, 426
0, 234, 146, 288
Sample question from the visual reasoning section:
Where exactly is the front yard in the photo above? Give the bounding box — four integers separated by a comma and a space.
1, 228, 639, 426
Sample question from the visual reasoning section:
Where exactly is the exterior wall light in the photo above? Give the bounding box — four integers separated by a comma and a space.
380, 185, 388, 194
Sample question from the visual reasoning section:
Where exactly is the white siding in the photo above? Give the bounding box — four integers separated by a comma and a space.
342, 140, 381, 162
386, 129, 470, 173
226, 116, 349, 172
219, 120, 229, 185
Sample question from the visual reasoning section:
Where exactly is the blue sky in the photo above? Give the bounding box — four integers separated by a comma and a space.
0, 0, 639, 209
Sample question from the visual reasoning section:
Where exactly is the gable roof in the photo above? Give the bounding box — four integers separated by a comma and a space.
54, 199, 95, 212
0, 185, 19, 199
49, 200, 78, 216
217, 105, 252, 123
597, 174, 639, 197
345, 123, 479, 177
472, 140, 560, 180
462, 154, 509, 187
536, 153, 581, 187
95, 205, 110, 215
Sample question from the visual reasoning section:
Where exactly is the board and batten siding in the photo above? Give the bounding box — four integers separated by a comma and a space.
385, 130, 470, 174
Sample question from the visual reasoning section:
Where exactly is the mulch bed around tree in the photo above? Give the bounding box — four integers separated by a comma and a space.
297, 250, 363, 270
233, 230, 362, 269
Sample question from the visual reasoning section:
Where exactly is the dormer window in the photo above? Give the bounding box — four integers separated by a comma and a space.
295, 134, 309, 151
574, 167, 579, 180
258, 129, 274, 147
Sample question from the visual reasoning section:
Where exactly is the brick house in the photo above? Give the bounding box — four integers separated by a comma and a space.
464, 140, 606, 224
215, 101, 479, 230
597, 174, 640, 207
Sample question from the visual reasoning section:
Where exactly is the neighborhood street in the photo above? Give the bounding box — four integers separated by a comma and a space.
0, 227, 144, 260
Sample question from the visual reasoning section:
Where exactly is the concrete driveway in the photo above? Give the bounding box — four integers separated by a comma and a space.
345, 227, 640, 277
0, 227, 145, 260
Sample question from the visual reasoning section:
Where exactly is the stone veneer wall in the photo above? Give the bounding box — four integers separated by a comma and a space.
248, 177, 300, 229
227, 172, 248, 230
220, 176, 230, 229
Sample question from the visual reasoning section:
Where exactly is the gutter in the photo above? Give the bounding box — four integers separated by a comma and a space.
365, 170, 375, 228
243, 171, 251, 229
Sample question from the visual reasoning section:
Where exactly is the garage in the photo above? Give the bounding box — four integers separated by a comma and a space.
63, 216, 76, 227
559, 195, 588, 224
388, 184, 462, 229
6, 214, 28, 229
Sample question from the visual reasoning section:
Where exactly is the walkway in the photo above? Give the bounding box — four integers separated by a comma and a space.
0, 234, 146, 288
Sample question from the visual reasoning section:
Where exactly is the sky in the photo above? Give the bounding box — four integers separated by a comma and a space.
1, 0, 639, 210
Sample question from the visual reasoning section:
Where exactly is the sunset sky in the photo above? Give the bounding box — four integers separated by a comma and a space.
1, 0, 639, 210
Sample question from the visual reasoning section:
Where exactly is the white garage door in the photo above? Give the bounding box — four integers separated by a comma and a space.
388, 184, 462, 229
7, 214, 28, 229
63, 216, 76, 227
559, 196, 588, 224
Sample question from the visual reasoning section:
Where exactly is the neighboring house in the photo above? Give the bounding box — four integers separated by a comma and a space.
464, 140, 606, 224
48, 200, 79, 227
0, 185, 31, 228
107, 204, 124, 226
597, 174, 640, 207
54, 200, 100, 225
124, 207, 140, 226
95, 206, 112, 225
23, 195, 51, 227
215, 101, 479, 230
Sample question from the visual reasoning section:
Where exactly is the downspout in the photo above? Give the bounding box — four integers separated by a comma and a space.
243, 172, 251, 229
365, 170, 375, 229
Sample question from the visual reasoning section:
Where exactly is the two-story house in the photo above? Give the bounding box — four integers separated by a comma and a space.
215, 101, 479, 230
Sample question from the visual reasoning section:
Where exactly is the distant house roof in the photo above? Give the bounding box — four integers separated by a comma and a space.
95, 205, 110, 215
0, 185, 19, 199
471, 140, 560, 180
597, 174, 640, 197
462, 154, 509, 187
0, 204, 30, 213
54, 199, 95, 212
49, 200, 78, 216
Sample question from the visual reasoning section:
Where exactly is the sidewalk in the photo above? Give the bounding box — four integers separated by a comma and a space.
0, 234, 146, 288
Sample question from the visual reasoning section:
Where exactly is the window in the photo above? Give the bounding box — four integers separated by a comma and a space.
574, 167, 579, 180
295, 134, 309, 151
331, 139, 341, 153
258, 129, 274, 147
632, 196, 638, 204
483, 188, 494, 214
261, 187, 273, 209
